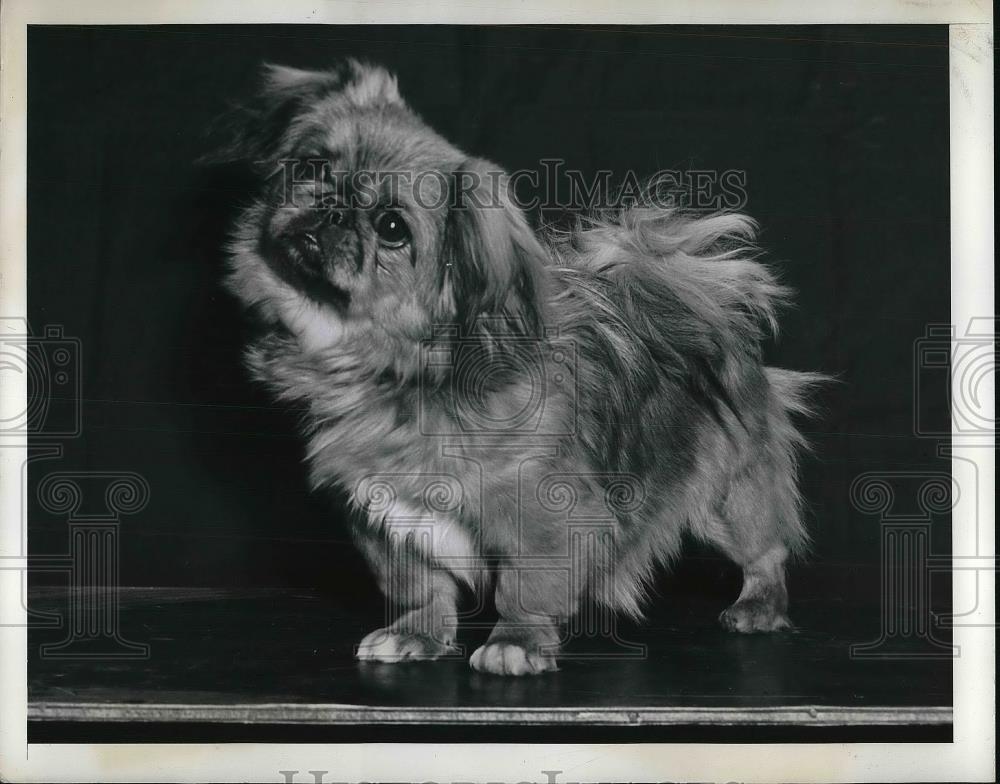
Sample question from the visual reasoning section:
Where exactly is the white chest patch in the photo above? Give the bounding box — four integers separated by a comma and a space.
369, 501, 479, 586
278, 294, 344, 353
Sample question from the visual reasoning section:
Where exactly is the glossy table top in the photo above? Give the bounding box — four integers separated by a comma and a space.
27, 584, 952, 742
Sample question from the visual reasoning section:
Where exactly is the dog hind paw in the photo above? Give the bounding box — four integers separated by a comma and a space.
469, 642, 558, 676
719, 600, 792, 633
355, 628, 457, 662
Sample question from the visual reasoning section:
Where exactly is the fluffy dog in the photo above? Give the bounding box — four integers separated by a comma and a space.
216, 59, 825, 675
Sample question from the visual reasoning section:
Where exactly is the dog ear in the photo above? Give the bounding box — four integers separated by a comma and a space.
441, 160, 548, 336
199, 62, 351, 166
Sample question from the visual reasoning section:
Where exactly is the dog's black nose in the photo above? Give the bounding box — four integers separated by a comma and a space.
319, 207, 353, 246
275, 207, 358, 277
326, 206, 349, 229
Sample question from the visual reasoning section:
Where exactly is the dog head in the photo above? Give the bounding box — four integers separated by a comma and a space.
217, 60, 547, 361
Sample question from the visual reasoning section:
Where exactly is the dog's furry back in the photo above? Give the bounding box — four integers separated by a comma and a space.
518, 203, 824, 613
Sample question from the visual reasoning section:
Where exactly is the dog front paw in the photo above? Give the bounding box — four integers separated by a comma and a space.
719, 600, 792, 633
469, 642, 558, 676
355, 628, 457, 662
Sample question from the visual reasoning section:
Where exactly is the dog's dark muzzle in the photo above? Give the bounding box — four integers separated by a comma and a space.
286, 207, 357, 272
262, 209, 357, 307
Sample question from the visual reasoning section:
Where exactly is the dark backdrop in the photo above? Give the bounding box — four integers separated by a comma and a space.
28, 25, 950, 608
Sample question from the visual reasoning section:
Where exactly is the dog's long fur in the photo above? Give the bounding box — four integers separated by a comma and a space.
218, 60, 826, 674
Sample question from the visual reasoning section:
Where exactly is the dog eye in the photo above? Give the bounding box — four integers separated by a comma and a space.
373, 210, 410, 247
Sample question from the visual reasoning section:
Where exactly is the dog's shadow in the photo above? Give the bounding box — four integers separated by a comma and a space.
163, 159, 374, 597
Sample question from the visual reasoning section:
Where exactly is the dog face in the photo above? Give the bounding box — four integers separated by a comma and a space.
221, 60, 546, 359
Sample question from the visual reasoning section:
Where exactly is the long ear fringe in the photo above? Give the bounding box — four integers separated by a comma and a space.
441, 161, 550, 340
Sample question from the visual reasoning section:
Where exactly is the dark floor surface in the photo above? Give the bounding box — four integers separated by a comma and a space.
26, 584, 951, 742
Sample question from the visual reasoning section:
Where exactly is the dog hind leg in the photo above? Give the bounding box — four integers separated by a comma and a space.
709, 444, 802, 633
718, 542, 792, 633
704, 372, 810, 633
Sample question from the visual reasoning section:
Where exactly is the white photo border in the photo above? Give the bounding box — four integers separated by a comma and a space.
1, 1, 993, 782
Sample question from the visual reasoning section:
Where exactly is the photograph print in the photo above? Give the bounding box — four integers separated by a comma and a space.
10, 17, 986, 772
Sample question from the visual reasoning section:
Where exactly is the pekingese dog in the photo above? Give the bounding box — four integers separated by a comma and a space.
216, 59, 825, 675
